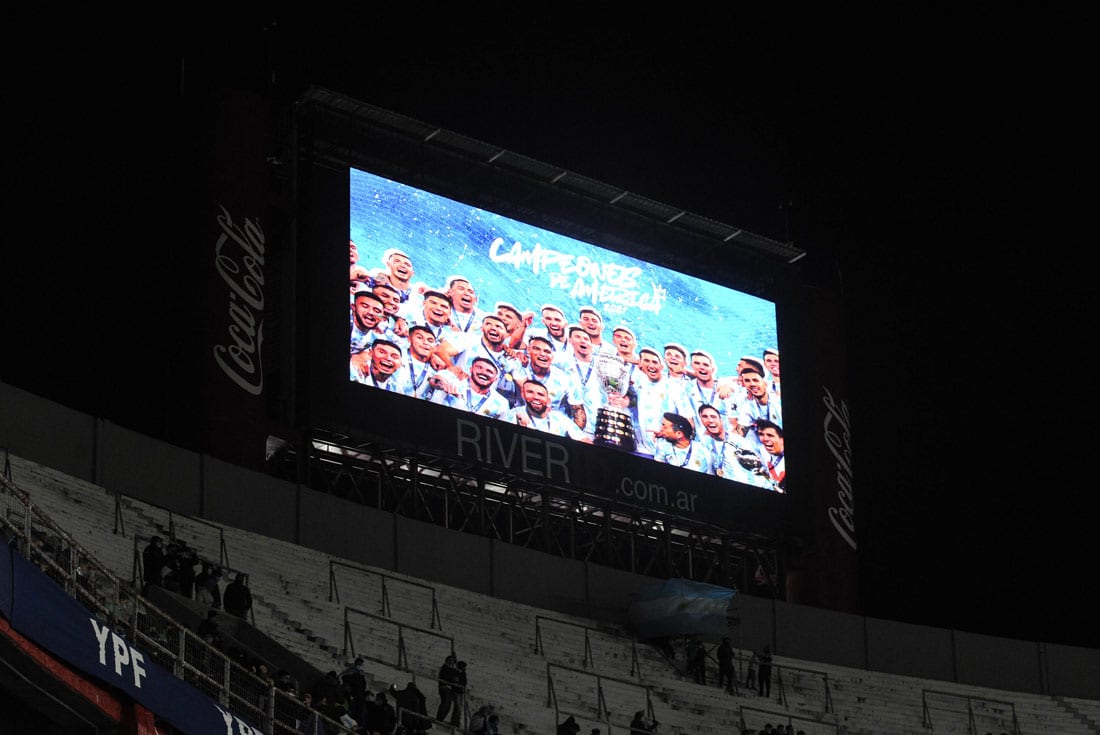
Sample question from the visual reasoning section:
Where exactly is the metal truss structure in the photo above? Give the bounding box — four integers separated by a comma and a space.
270, 427, 783, 599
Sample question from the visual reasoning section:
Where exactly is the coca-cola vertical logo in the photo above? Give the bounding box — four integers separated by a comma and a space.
212, 204, 265, 396
823, 387, 856, 551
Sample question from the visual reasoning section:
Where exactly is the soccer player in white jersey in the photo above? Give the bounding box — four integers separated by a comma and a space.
663, 343, 693, 382
495, 301, 532, 353
394, 325, 441, 400
506, 379, 588, 440
653, 412, 712, 474
578, 306, 617, 356
736, 362, 783, 457
697, 403, 766, 485
430, 356, 511, 419
563, 324, 609, 441
382, 248, 416, 303
762, 348, 781, 398
630, 348, 692, 457
445, 275, 490, 336
407, 289, 457, 345
354, 339, 403, 391
372, 281, 408, 342
683, 351, 738, 432
433, 314, 522, 396
755, 419, 786, 493
525, 304, 572, 365
503, 335, 586, 421
350, 287, 387, 356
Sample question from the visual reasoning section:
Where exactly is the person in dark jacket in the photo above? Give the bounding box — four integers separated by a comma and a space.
716, 637, 735, 692
435, 654, 460, 724
141, 536, 165, 593
391, 681, 430, 735
176, 541, 199, 598
557, 715, 581, 735
223, 572, 253, 619
757, 645, 774, 698
365, 690, 396, 735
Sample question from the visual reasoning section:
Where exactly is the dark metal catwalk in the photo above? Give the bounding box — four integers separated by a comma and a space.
269, 427, 783, 600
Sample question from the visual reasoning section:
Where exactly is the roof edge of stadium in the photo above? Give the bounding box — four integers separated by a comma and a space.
297, 86, 807, 266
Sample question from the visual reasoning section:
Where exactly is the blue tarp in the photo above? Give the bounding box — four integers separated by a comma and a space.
627, 578, 735, 640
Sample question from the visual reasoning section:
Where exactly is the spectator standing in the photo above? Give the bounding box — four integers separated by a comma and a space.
746, 651, 759, 691
340, 656, 368, 699
312, 670, 344, 716
223, 573, 253, 619
341, 657, 368, 725
176, 541, 199, 598
685, 637, 706, 685
160, 542, 183, 593
758, 645, 774, 698
195, 564, 223, 609
391, 681, 430, 735
435, 653, 460, 724
297, 691, 328, 735
141, 536, 165, 593
452, 660, 468, 727
716, 637, 735, 692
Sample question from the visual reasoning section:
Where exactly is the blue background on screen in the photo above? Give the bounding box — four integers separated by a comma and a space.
350, 168, 777, 375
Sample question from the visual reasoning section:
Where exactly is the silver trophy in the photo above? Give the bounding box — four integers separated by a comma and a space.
592, 352, 636, 451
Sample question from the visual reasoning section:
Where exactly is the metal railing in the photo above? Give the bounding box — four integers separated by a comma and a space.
774, 662, 833, 713
166, 509, 232, 572
922, 688, 1021, 735
545, 660, 653, 728
111, 489, 232, 572
533, 614, 642, 678
738, 704, 838, 735
343, 605, 454, 673
0, 468, 351, 735
130, 532, 257, 628
329, 558, 441, 630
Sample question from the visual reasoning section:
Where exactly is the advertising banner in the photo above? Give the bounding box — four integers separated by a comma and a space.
783, 283, 859, 612
0, 542, 259, 735
167, 87, 283, 472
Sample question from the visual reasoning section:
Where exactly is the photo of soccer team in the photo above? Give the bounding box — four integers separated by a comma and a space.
348, 169, 785, 493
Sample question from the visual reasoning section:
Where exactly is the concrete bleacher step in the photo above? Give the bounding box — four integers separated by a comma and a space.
9, 451, 1100, 735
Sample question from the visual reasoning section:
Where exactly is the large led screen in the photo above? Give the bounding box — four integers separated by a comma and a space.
348, 167, 786, 493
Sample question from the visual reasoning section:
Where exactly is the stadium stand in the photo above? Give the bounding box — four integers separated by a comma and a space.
4, 450, 1098, 735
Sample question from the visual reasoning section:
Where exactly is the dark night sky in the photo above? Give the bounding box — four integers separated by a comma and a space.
5, 13, 1095, 648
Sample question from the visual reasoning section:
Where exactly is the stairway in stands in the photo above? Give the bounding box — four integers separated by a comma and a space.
7, 452, 1096, 735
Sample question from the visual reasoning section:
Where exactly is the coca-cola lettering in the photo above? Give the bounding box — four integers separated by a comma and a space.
823, 387, 856, 550
212, 205, 266, 396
